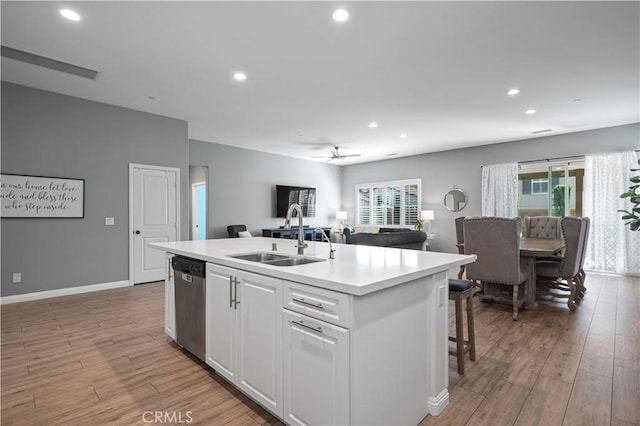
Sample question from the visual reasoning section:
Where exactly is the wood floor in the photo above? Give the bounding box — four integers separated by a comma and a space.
1, 272, 638, 425
424, 272, 640, 426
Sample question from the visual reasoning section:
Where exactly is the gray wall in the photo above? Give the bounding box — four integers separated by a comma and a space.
1, 83, 189, 296
2, 81, 636, 297
342, 123, 640, 253
190, 140, 342, 239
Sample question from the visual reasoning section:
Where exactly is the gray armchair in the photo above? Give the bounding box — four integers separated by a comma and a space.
536, 217, 590, 310
227, 224, 247, 238
463, 216, 529, 320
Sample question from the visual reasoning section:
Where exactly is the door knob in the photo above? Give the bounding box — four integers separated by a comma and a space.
135, 230, 140, 235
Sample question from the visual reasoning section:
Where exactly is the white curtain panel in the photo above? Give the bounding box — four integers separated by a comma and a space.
481, 162, 518, 217
584, 151, 640, 274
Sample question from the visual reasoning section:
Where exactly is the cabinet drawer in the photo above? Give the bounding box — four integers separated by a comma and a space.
283, 281, 351, 328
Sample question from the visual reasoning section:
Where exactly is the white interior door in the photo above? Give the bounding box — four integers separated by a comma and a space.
130, 164, 179, 284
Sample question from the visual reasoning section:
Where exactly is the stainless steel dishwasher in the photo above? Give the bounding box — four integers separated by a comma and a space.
172, 256, 206, 362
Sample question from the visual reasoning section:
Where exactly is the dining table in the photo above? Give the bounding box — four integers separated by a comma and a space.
519, 237, 564, 308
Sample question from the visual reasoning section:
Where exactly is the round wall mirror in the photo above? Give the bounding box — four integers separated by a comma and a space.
444, 188, 468, 212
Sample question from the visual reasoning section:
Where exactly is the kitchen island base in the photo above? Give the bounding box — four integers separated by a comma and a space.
153, 238, 475, 425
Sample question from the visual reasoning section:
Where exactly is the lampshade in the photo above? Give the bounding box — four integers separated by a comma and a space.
421, 210, 435, 221
336, 211, 348, 220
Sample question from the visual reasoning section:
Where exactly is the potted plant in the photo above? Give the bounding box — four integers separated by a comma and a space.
619, 158, 640, 231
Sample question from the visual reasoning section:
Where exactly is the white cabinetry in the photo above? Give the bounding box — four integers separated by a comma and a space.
283, 273, 449, 425
282, 280, 351, 425
206, 264, 283, 417
283, 309, 350, 426
164, 253, 175, 339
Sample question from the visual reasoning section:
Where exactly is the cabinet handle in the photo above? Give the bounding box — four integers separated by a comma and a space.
233, 277, 240, 309
292, 320, 323, 334
229, 276, 234, 308
292, 297, 324, 310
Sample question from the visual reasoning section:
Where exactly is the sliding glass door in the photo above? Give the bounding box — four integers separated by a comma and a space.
517, 161, 584, 219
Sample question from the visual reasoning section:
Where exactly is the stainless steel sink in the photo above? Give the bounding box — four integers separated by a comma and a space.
264, 257, 325, 267
228, 252, 289, 262
227, 252, 325, 267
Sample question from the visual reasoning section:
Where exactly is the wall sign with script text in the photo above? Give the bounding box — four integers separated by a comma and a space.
1, 174, 85, 218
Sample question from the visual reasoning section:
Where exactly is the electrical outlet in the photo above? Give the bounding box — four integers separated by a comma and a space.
12, 273, 21, 283
105, 217, 115, 225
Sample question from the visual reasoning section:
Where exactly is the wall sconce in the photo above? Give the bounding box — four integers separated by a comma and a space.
336, 211, 348, 231
421, 210, 435, 235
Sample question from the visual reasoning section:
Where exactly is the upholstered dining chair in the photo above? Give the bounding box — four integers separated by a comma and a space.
575, 218, 591, 300
227, 224, 247, 238
463, 217, 529, 320
455, 216, 466, 279
535, 217, 589, 311
523, 215, 565, 264
523, 216, 562, 239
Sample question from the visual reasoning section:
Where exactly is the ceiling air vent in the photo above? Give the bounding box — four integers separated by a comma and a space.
1, 45, 99, 80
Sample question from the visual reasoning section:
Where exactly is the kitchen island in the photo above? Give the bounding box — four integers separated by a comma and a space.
151, 237, 475, 426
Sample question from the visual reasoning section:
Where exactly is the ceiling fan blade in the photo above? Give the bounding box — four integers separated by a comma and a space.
312, 155, 332, 159
340, 154, 361, 158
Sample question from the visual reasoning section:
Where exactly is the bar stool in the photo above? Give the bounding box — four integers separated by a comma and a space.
448, 278, 477, 375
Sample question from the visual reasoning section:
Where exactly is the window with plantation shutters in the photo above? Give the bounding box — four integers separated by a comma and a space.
355, 179, 421, 227
358, 188, 371, 224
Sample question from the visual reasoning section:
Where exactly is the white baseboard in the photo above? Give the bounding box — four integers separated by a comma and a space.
428, 388, 450, 416
0, 280, 131, 305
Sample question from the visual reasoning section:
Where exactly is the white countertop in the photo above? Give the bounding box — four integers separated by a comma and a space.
151, 237, 475, 296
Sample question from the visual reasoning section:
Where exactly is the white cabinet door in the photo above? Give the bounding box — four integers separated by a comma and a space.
205, 264, 237, 382
236, 271, 283, 416
283, 310, 350, 426
164, 253, 175, 339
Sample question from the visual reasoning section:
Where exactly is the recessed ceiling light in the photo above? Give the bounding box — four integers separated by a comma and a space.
233, 72, 247, 81
507, 88, 520, 96
332, 9, 349, 22
532, 129, 552, 134
60, 9, 81, 21
400, 133, 408, 139
525, 109, 537, 115
386, 153, 398, 156
368, 122, 378, 128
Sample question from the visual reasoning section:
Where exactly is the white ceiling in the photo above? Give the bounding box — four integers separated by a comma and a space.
2, 1, 639, 164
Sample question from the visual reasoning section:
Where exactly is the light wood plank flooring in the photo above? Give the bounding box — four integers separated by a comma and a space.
424, 272, 640, 426
1, 272, 638, 425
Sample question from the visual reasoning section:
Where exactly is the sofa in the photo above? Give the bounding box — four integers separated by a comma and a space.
343, 227, 426, 250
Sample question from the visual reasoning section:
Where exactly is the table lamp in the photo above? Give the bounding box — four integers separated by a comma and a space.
421, 210, 435, 235
336, 211, 348, 231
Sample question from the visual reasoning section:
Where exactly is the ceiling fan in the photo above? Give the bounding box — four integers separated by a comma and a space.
312, 146, 361, 162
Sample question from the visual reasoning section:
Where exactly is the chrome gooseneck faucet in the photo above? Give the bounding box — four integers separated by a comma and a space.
314, 228, 335, 259
284, 203, 308, 255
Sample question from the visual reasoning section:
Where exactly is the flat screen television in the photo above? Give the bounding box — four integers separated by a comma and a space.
276, 185, 316, 217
